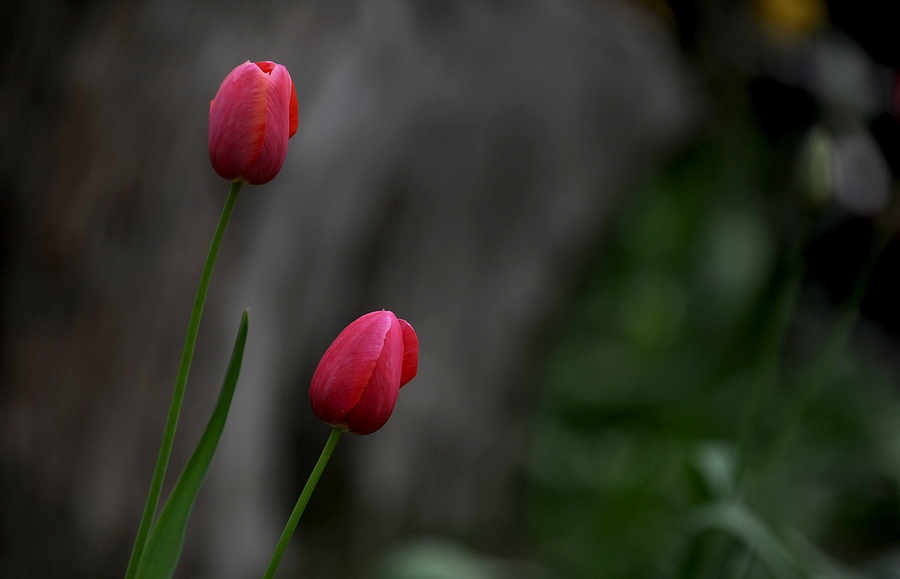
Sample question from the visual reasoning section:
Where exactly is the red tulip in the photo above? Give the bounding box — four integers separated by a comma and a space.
310, 311, 419, 435
209, 61, 299, 185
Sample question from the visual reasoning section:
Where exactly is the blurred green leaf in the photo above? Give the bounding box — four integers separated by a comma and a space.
526, 133, 900, 578
377, 538, 552, 579
692, 442, 739, 500
689, 502, 800, 578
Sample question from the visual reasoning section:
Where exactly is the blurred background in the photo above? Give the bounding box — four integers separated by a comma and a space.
2, 0, 900, 577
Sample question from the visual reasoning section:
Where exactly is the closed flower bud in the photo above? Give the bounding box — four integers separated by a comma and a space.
310, 311, 419, 435
793, 125, 835, 208
209, 61, 299, 184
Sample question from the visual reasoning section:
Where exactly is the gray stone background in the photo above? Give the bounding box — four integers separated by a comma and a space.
0, 0, 698, 576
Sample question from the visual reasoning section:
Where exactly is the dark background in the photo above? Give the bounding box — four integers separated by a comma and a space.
2, 0, 899, 577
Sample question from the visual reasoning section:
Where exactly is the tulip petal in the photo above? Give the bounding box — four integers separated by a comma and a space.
398, 319, 418, 387
342, 317, 402, 434
310, 312, 393, 427
208, 62, 267, 181
288, 81, 299, 138
241, 62, 293, 184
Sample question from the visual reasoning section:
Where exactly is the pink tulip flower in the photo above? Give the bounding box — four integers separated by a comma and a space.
310, 311, 419, 435
209, 61, 299, 185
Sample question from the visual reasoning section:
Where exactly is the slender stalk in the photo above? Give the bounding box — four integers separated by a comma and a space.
756, 224, 884, 488
125, 181, 242, 578
732, 193, 900, 579
264, 427, 343, 579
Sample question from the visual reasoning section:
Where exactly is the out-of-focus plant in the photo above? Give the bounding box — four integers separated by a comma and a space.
524, 116, 900, 578
521, 0, 900, 574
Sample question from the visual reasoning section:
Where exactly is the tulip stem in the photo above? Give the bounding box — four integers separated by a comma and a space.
263, 426, 343, 579
125, 180, 242, 579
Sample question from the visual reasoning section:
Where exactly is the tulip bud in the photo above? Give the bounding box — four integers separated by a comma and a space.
793, 125, 835, 208
310, 311, 419, 435
209, 61, 299, 185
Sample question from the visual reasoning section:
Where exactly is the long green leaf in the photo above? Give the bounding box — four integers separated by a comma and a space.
689, 501, 800, 578
135, 310, 249, 579
126, 181, 241, 579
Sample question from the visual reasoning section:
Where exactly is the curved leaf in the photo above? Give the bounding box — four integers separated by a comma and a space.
136, 310, 249, 578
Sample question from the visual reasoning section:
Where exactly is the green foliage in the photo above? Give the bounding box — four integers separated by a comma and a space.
524, 138, 900, 578
375, 538, 553, 579
135, 311, 248, 579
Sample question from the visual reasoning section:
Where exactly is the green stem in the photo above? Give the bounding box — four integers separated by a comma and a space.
758, 195, 896, 496
757, 224, 883, 485
125, 181, 242, 578
263, 426, 343, 579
